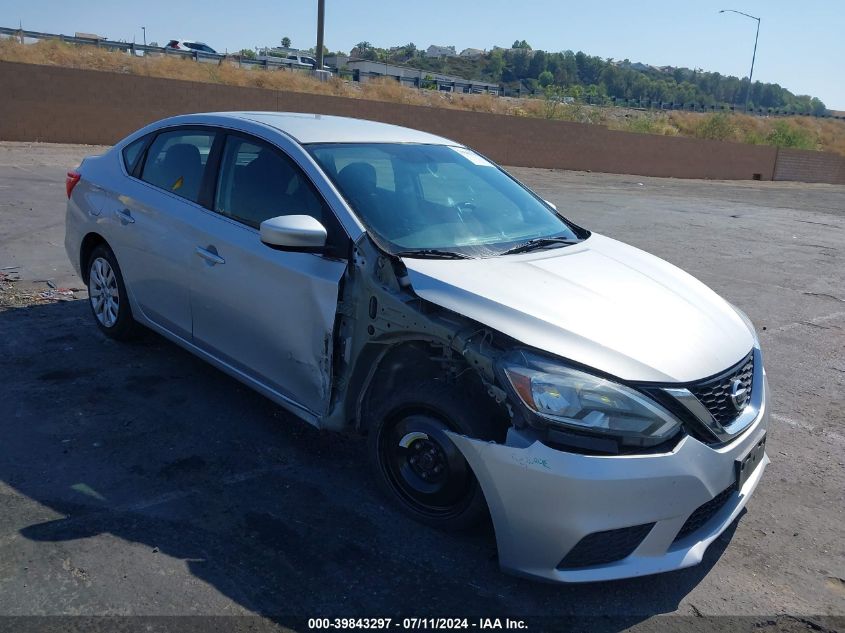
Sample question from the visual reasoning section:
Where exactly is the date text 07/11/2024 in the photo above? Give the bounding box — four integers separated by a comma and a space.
307, 618, 529, 630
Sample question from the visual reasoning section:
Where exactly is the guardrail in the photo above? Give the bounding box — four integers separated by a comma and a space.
0, 26, 315, 70
2, 26, 839, 118
0, 26, 501, 95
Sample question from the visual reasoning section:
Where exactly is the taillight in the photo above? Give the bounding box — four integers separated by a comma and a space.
66, 171, 81, 199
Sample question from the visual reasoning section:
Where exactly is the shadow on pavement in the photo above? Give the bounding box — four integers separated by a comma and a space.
0, 299, 740, 630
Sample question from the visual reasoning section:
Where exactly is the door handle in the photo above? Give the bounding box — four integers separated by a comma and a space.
195, 246, 225, 266
115, 208, 135, 224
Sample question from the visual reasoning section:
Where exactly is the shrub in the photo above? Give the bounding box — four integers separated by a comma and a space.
694, 113, 736, 141
764, 121, 816, 150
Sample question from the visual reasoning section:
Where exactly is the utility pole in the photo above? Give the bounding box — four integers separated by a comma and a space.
316, 0, 325, 70
142, 26, 146, 47
719, 9, 761, 114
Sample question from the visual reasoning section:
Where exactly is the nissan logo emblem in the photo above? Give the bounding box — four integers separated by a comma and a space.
729, 378, 749, 411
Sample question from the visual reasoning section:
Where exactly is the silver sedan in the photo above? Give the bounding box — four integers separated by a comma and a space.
65, 112, 768, 582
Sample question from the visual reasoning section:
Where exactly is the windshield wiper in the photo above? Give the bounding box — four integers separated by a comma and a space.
393, 248, 474, 260
500, 236, 580, 255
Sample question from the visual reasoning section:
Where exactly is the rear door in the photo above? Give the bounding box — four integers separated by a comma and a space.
188, 132, 349, 415
110, 127, 217, 338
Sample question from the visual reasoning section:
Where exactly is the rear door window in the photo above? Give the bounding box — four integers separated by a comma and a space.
140, 129, 217, 203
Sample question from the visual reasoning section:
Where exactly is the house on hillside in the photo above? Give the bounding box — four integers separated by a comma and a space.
612, 60, 652, 72
459, 48, 485, 59
492, 45, 535, 57
425, 45, 457, 58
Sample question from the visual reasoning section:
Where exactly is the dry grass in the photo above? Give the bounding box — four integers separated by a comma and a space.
608, 110, 845, 154
3, 39, 845, 155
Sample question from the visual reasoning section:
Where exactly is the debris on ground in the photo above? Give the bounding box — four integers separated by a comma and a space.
0, 275, 86, 309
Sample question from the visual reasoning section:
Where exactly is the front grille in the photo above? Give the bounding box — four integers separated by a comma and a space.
557, 523, 655, 569
689, 352, 754, 427
673, 482, 737, 543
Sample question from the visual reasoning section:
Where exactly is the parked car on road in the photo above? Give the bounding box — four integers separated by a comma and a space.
256, 48, 316, 68
166, 40, 222, 57
64, 112, 768, 583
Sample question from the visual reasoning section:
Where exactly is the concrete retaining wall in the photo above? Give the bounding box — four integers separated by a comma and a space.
773, 148, 845, 184
1, 60, 839, 183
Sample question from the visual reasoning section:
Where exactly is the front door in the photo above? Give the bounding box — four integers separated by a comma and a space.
189, 133, 348, 415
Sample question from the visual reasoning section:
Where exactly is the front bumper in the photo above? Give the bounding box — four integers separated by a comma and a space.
447, 381, 769, 583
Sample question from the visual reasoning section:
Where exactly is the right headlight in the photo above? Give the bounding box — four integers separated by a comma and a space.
501, 351, 682, 447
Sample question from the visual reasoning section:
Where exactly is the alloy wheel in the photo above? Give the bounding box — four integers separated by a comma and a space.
89, 256, 120, 328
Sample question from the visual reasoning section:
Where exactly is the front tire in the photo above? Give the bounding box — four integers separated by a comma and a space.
367, 381, 504, 532
86, 244, 138, 340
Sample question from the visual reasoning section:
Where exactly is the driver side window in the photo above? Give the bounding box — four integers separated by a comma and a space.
214, 135, 347, 254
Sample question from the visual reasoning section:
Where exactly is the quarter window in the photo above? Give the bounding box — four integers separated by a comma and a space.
140, 130, 216, 203
121, 136, 148, 175
214, 135, 347, 253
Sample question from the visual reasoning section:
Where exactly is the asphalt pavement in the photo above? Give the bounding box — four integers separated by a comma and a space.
0, 142, 843, 631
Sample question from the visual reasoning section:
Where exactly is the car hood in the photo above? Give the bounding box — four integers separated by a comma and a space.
402, 233, 754, 383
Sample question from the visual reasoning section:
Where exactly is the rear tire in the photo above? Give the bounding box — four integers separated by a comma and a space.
367, 380, 505, 532
86, 244, 139, 340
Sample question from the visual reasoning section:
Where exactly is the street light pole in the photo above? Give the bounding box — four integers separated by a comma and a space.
316, 0, 325, 70
719, 9, 761, 114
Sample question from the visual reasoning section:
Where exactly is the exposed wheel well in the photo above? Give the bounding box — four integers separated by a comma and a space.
358, 340, 508, 437
79, 233, 107, 284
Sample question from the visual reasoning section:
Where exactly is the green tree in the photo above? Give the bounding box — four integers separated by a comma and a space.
528, 49, 547, 78
281, 36, 291, 48
538, 70, 554, 87
542, 85, 563, 118
485, 49, 505, 81
809, 97, 827, 116
567, 84, 584, 100
238, 48, 256, 59
512, 39, 532, 50
554, 50, 578, 85
351, 41, 377, 60
308, 44, 330, 57
508, 48, 532, 79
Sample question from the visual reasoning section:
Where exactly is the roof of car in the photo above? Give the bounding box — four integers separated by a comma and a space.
211, 111, 459, 145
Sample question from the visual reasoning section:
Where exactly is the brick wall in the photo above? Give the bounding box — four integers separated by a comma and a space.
0, 60, 790, 181
773, 148, 845, 184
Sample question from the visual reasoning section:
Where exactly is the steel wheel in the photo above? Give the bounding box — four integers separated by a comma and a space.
377, 412, 475, 520
88, 256, 120, 328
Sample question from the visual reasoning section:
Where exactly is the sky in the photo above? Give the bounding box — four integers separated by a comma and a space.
3, 0, 844, 109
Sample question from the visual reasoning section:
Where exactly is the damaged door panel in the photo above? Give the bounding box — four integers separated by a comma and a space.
189, 209, 347, 418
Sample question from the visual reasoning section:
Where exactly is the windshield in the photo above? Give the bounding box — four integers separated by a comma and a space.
307, 143, 582, 257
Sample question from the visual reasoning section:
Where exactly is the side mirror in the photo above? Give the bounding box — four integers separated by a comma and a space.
544, 199, 558, 211
260, 215, 327, 250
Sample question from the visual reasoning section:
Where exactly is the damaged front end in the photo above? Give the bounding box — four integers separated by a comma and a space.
321, 235, 769, 583
321, 235, 511, 433
448, 407, 768, 582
